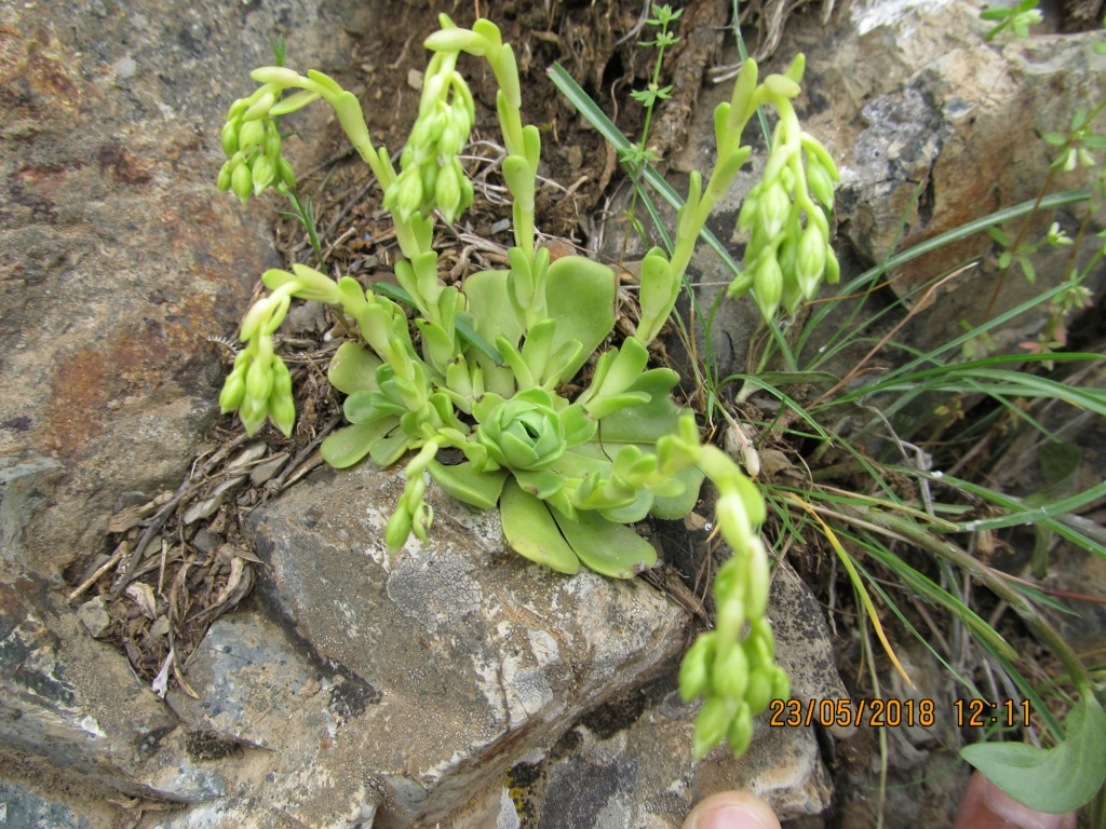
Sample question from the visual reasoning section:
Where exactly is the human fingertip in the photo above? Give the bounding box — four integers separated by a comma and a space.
683, 792, 782, 829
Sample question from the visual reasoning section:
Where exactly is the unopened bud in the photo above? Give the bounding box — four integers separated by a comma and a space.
237, 119, 266, 152
220, 121, 239, 157
231, 162, 253, 203
711, 643, 749, 700
679, 634, 715, 701
251, 154, 276, 195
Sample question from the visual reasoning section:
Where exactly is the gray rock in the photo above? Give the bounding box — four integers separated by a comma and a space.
0, 0, 368, 575
447, 560, 838, 828
0, 0, 374, 819
228, 461, 689, 827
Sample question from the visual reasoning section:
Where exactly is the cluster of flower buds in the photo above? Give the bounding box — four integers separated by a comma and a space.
219, 264, 341, 436
219, 328, 296, 437
678, 547, 789, 759
733, 121, 840, 320
216, 80, 299, 204
384, 56, 476, 223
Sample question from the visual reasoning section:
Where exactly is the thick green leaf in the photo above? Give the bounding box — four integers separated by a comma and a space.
462, 269, 523, 396
369, 431, 411, 467
599, 489, 654, 524
500, 479, 580, 574
427, 460, 507, 510
551, 508, 657, 578
650, 465, 706, 519
543, 255, 617, 382
596, 368, 683, 443
320, 419, 399, 469
328, 342, 383, 394
961, 694, 1106, 813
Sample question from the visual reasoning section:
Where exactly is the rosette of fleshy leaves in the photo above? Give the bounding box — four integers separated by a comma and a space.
383, 49, 477, 223
727, 58, 841, 320
213, 16, 793, 760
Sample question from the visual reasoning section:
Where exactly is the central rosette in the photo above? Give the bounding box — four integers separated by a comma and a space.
476, 388, 567, 472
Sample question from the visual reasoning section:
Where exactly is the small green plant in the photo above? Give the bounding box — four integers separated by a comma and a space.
213, 15, 840, 759
619, 4, 682, 245
981, 0, 1043, 40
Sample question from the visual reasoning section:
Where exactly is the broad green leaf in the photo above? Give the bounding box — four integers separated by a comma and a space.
543, 255, 617, 382
462, 269, 523, 395
599, 488, 654, 524
368, 431, 411, 467
552, 507, 657, 578
327, 342, 382, 394
500, 479, 580, 574
320, 419, 399, 469
427, 460, 507, 510
961, 694, 1106, 813
595, 368, 683, 443
650, 465, 706, 519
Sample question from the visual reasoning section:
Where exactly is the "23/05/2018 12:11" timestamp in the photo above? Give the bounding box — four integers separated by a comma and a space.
768, 698, 1033, 729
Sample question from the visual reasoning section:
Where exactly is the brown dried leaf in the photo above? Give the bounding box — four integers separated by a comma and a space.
125, 582, 159, 619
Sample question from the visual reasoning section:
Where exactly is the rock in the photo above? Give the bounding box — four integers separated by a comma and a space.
225, 461, 690, 827
0, 0, 369, 576
75, 597, 110, 639
0, 0, 377, 819
448, 560, 840, 828
158, 478, 844, 828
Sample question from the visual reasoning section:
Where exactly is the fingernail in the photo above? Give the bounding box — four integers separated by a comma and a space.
698, 804, 774, 829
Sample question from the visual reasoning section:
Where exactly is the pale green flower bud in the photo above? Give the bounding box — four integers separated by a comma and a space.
796, 224, 827, 298
391, 169, 423, 221
806, 161, 836, 210
218, 368, 246, 413
679, 633, 715, 701
269, 392, 296, 437
278, 157, 296, 190
760, 182, 791, 240
264, 128, 283, 160
271, 355, 293, 397
220, 121, 239, 157
243, 90, 276, 121
251, 154, 276, 195
231, 162, 253, 203
435, 162, 461, 222
754, 254, 784, 319
743, 669, 772, 715
237, 119, 266, 152
769, 666, 790, 702
693, 697, 733, 760
737, 188, 760, 233
385, 506, 413, 550
245, 350, 274, 404
438, 121, 464, 157
823, 245, 840, 285
710, 642, 749, 700
239, 395, 268, 437
216, 160, 235, 192
726, 702, 753, 758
